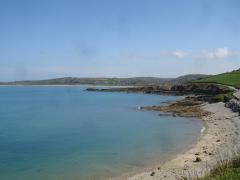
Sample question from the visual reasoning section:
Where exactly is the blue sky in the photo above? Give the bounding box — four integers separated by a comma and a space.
0, 0, 240, 81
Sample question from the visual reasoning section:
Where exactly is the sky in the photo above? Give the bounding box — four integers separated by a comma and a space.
0, 0, 240, 81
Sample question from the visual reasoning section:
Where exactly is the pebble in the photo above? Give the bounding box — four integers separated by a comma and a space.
194, 157, 202, 162
150, 172, 155, 176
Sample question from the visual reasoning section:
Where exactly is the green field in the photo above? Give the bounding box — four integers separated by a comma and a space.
193, 72, 240, 88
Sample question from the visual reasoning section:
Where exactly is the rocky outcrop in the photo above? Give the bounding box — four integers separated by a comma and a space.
142, 97, 210, 118
86, 85, 173, 94
86, 83, 233, 96
170, 83, 232, 95
225, 99, 240, 113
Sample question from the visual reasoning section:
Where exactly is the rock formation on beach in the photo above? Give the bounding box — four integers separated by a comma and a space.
225, 99, 240, 113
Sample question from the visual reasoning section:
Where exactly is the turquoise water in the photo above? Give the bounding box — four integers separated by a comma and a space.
0, 86, 202, 180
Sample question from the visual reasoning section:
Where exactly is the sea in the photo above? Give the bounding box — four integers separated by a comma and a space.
0, 86, 202, 180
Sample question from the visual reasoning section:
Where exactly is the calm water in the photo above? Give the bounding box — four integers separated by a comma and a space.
0, 86, 202, 180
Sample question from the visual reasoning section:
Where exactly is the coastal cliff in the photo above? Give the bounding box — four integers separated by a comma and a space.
86, 83, 233, 103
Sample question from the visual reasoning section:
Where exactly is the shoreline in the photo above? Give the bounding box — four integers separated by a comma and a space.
121, 101, 240, 179
110, 118, 204, 180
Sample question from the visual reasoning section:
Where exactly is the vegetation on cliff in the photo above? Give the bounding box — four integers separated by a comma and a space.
201, 155, 240, 180
193, 71, 240, 88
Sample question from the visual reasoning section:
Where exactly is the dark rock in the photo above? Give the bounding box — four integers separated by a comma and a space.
150, 172, 155, 176
225, 100, 240, 113
86, 88, 98, 91
158, 113, 173, 117
194, 157, 202, 162
224, 95, 231, 102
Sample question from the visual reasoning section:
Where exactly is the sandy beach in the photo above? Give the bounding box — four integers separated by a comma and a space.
112, 102, 240, 180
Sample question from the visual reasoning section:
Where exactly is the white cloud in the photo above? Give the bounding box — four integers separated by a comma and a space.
203, 47, 235, 59
172, 50, 190, 58
162, 47, 238, 60
160, 50, 191, 58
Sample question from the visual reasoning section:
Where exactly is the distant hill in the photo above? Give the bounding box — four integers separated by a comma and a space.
0, 74, 208, 86
233, 68, 240, 72
3, 77, 173, 86
193, 70, 240, 88
170, 74, 210, 85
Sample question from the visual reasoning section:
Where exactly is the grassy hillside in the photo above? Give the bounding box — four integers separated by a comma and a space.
193, 72, 240, 88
